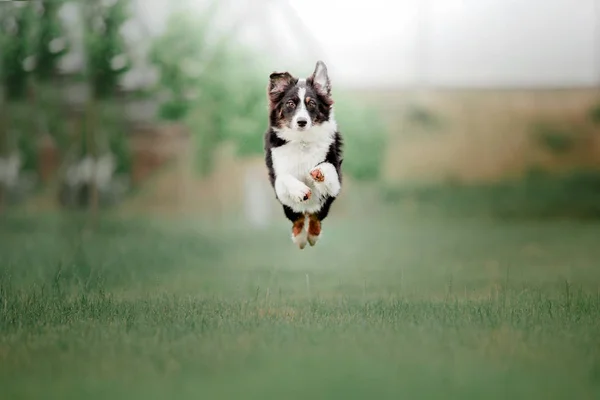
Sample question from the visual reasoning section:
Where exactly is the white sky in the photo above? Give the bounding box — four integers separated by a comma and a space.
284, 0, 600, 88
133, 0, 600, 88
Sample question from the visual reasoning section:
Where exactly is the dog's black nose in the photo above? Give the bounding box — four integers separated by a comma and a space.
297, 118, 307, 128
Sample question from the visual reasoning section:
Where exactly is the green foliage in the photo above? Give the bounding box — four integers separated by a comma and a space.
13, 107, 37, 172
0, 1, 69, 89
383, 169, 600, 220
81, 0, 131, 99
32, 1, 70, 82
149, 8, 215, 121
103, 102, 131, 174
64, 101, 131, 175
3, 102, 36, 171
189, 49, 267, 164
0, 2, 35, 101
109, 131, 131, 175
0, 1, 69, 170
150, 6, 267, 175
406, 103, 442, 130
533, 122, 576, 155
334, 99, 388, 181
37, 84, 70, 153
590, 103, 600, 125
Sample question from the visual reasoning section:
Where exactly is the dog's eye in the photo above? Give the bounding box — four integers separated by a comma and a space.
307, 100, 316, 110
286, 100, 296, 109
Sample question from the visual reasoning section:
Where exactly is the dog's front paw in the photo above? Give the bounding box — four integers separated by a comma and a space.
310, 167, 325, 183
289, 182, 312, 202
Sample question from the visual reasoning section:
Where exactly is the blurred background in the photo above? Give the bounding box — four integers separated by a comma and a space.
2, 1, 600, 398
0, 0, 598, 220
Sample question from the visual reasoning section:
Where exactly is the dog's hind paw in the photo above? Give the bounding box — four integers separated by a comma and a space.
307, 215, 321, 247
307, 233, 320, 247
291, 217, 308, 249
292, 232, 308, 249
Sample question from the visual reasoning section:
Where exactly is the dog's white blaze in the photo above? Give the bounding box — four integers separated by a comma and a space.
292, 86, 311, 130
271, 116, 339, 214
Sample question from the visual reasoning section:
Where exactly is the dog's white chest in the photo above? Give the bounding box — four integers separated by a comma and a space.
271, 140, 330, 183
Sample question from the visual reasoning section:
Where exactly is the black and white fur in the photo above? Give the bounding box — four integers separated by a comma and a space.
264, 61, 343, 249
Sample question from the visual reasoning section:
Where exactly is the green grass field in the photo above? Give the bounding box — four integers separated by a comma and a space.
1, 210, 600, 399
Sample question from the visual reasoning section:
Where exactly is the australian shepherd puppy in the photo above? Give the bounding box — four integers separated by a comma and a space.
264, 61, 343, 250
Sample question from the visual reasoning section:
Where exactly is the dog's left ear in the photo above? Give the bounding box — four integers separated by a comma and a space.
310, 60, 331, 96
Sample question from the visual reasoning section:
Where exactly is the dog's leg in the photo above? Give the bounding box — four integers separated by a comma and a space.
307, 214, 321, 247
291, 214, 308, 250
309, 163, 341, 198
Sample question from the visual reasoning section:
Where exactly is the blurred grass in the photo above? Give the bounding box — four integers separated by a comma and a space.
1, 211, 600, 399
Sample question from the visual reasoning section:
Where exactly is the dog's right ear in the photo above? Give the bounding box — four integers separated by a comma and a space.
268, 72, 294, 104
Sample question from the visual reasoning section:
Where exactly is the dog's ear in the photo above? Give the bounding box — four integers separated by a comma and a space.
268, 72, 294, 104
310, 61, 331, 96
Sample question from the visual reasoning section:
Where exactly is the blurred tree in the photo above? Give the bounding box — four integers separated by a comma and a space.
28, 0, 70, 177
0, 1, 70, 180
149, 4, 267, 175
75, 0, 132, 215
81, 0, 131, 100
0, 2, 35, 101
0, 2, 36, 211
149, 7, 214, 122
33, 1, 70, 82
